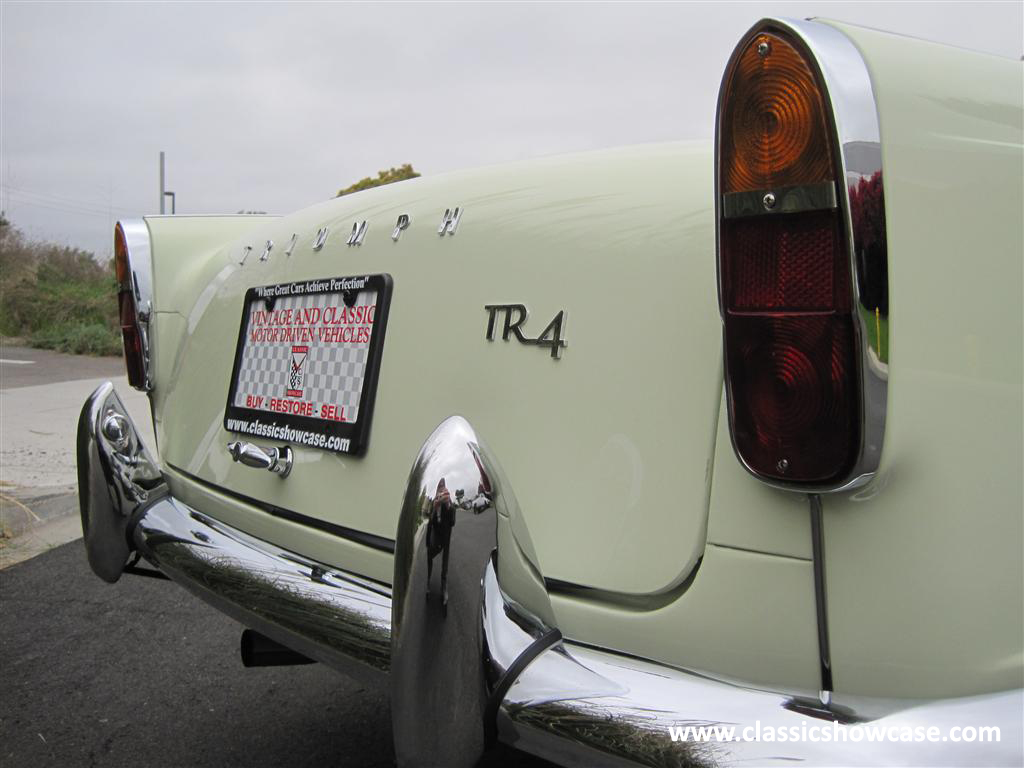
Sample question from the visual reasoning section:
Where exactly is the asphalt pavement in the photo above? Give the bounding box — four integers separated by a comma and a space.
2, 540, 396, 767
1, 530, 550, 768
0, 344, 129, 389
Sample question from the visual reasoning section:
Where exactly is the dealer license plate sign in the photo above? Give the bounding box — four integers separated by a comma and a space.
224, 274, 393, 456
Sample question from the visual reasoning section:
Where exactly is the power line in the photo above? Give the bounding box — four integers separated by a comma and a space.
1, 184, 144, 218
3, 196, 125, 220
3, 186, 142, 216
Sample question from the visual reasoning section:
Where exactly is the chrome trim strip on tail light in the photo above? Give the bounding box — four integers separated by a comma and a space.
722, 181, 838, 219
786, 18, 889, 492
115, 219, 155, 391
715, 17, 889, 493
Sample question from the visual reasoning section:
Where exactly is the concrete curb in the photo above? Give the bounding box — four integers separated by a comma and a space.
0, 492, 82, 570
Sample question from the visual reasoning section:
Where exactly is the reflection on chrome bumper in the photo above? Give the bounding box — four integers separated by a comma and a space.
79, 383, 1023, 767
498, 647, 1024, 767
134, 497, 391, 681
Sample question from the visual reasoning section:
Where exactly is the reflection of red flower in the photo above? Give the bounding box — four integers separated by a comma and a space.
848, 171, 888, 313
849, 171, 885, 254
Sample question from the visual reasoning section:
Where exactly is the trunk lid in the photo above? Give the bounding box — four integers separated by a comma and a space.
157, 142, 721, 596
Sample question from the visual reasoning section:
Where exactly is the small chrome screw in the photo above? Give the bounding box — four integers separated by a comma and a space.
776, 458, 790, 473
763, 192, 777, 210
757, 41, 771, 58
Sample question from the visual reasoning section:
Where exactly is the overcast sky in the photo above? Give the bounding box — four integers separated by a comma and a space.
2, 1, 1021, 259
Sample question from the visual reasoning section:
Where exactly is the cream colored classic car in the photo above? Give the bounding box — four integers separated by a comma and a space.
77, 17, 1023, 767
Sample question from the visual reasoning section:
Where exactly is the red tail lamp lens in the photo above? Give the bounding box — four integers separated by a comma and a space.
726, 315, 859, 483
718, 29, 860, 486
720, 32, 833, 194
119, 291, 144, 389
114, 223, 145, 389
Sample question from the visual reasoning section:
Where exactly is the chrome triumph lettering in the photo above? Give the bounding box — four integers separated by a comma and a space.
237, 207, 466, 263
346, 221, 368, 246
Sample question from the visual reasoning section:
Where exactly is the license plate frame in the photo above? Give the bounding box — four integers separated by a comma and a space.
223, 273, 393, 456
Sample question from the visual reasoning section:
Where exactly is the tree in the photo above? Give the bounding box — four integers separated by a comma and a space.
336, 164, 420, 198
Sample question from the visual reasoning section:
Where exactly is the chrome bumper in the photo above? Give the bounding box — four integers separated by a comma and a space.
134, 497, 391, 681
79, 383, 1023, 767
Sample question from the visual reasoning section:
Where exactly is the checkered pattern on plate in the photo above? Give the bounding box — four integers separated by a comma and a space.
233, 290, 375, 423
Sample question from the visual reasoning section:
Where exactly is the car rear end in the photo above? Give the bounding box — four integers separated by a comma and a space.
79, 16, 1023, 767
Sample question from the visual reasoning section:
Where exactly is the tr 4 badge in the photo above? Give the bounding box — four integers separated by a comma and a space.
484, 304, 567, 359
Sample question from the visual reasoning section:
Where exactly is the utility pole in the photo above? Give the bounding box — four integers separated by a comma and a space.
159, 151, 176, 214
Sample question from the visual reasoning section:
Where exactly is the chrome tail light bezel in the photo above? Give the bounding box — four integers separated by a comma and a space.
715, 17, 889, 493
114, 219, 155, 392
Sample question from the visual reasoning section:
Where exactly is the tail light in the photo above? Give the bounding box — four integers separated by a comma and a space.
716, 20, 888, 491
114, 221, 154, 391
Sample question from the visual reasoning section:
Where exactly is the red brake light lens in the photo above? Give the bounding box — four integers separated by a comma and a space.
718, 29, 860, 486
726, 315, 859, 483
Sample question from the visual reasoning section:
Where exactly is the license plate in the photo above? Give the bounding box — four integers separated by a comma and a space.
224, 274, 393, 456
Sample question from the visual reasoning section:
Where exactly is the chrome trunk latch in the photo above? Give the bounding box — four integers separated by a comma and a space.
227, 441, 293, 478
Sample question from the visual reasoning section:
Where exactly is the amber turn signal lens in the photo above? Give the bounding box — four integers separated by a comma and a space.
720, 33, 833, 194
114, 223, 129, 287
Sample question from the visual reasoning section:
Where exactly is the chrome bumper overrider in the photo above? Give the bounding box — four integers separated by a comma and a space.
79, 383, 1023, 767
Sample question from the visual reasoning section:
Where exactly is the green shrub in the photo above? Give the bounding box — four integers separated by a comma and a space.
0, 216, 121, 357
29, 323, 121, 356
